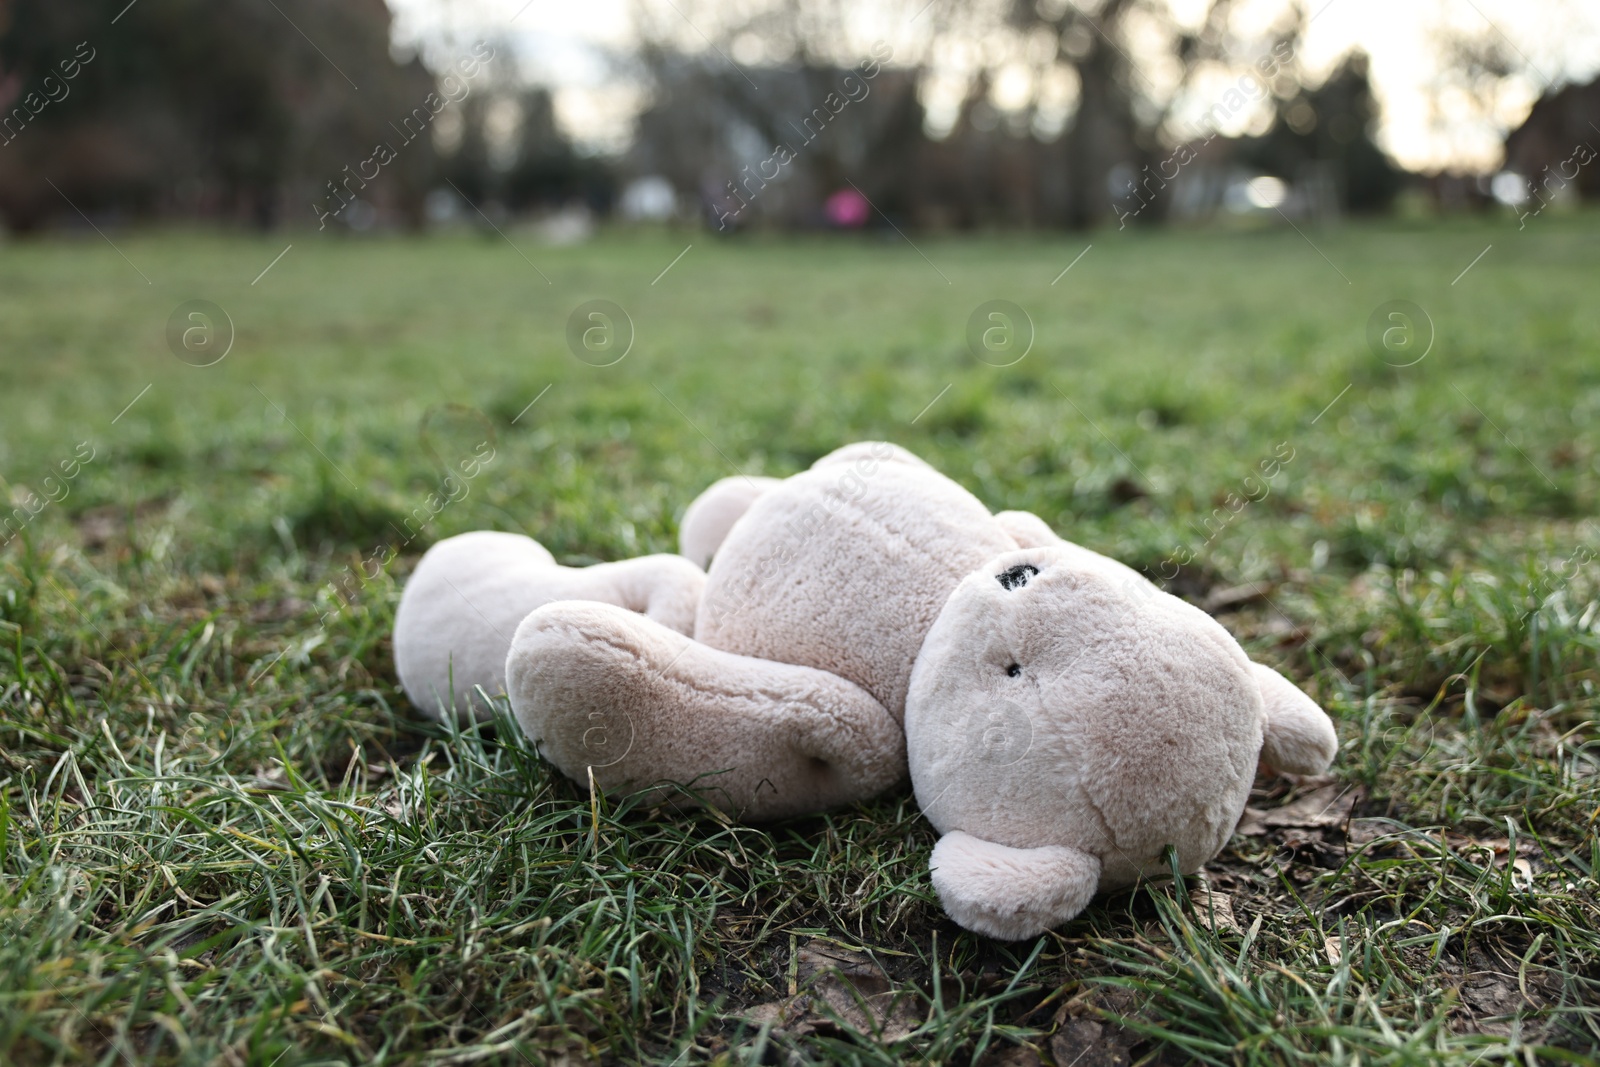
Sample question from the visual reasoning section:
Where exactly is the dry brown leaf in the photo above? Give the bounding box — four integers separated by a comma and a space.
978, 1045, 1046, 1067
741, 939, 921, 1044
1191, 876, 1241, 934
796, 941, 880, 984
1270, 783, 1361, 827
1239, 783, 1362, 836
812, 977, 921, 1042
1235, 807, 1268, 836
744, 996, 816, 1037
1051, 1018, 1133, 1067
1346, 819, 1392, 845
1460, 973, 1526, 1017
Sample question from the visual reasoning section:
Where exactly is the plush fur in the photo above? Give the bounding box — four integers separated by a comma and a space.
393, 442, 1339, 939
394, 531, 703, 720
506, 600, 906, 819
678, 475, 782, 569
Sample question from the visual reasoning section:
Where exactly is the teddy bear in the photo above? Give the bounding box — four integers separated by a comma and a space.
393, 441, 1338, 939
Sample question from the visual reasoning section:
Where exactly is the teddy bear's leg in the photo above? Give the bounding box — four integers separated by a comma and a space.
929, 831, 1102, 940
505, 600, 907, 820
1251, 663, 1338, 775
678, 444, 934, 568
395, 531, 704, 722
993, 509, 1060, 548
679, 476, 783, 568
811, 441, 934, 472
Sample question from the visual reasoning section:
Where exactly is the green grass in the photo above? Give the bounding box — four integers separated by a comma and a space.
1, 213, 1597, 1065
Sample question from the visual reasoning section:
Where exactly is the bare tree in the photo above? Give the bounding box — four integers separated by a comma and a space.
624, 0, 1345, 229
627, 0, 929, 226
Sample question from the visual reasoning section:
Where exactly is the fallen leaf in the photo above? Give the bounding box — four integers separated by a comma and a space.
1324, 936, 1343, 965
1050, 1018, 1131, 1067
1239, 783, 1362, 835
796, 941, 880, 984
744, 996, 816, 1038
1346, 819, 1391, 845
1459, 973, 1525, 1017
1191, 877, 1241, 935
741, 940, 921, 1044
1235, 807, 1268, 836
978, 1045, 1045, 1067
812, 978, 921, 1042
1278, 827, 1330, 853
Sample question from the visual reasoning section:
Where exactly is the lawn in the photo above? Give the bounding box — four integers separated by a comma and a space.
0, 213, 1597, 1065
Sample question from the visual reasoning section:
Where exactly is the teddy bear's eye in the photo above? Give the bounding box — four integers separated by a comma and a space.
997, 564, 1039, 591
1006, 663, 1022, 677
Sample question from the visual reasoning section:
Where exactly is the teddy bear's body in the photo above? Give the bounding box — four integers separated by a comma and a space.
695, 442, 1013, 720
394, 442, 1337, 939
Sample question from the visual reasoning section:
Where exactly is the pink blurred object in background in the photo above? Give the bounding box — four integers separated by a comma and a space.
825, 187, 871, 229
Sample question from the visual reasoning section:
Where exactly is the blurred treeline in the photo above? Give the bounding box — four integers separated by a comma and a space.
1, 0, 429, 230
631, 0, 1410, 231
0, 0, 596, 233
0, 0, 1591, 234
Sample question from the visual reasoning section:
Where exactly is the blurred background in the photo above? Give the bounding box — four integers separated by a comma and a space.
3, 7, 1599, 1061
2, 0, 1597, 238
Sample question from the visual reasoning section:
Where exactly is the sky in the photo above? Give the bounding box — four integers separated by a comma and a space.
385, 0, 1600, 173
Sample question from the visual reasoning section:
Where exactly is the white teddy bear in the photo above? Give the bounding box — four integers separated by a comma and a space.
394, 442, 1337, 939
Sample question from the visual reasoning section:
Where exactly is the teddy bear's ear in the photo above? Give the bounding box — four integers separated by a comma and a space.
678, 476, 781, 569
1252, 663, 1338, 776
929, 831, 1101, 940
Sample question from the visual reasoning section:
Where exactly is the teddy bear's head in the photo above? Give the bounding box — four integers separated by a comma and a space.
906, 544, 1334, 936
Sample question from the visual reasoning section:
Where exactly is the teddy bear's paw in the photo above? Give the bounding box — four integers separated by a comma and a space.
395, 531, 562, 723
505, 601, 907, 820
929, 831, 1101, 940
1252, 663, 1338, 776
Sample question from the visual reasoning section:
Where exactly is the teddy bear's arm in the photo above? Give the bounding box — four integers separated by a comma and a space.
679, 476, 783, 569
505, 601, 907, 820
929, 831, 1102, 940
394, 531, 704, 722
1251, 663, 1338, 775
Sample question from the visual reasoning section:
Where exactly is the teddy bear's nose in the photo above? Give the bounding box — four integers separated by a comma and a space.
996, 563, 1039, 591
